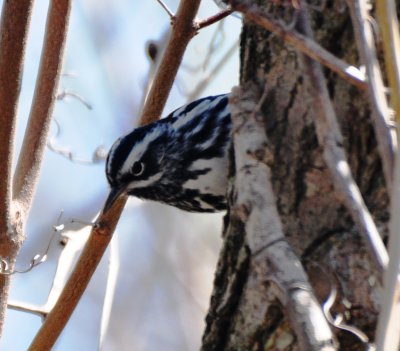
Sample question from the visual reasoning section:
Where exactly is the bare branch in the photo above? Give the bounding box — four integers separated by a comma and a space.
28, 197, 126, 351
231, 86, 337, 351
228, 0, 367, 90
7, 301, 49, 319
140, 1, 201, 125
28, 1, 201, 349
347, 0, 395, 191
296, 6, 388, 278
196, 9, 233, 30
0, 0, 34, 232
0, 0, 35, 336
57, 90, 93, 110
13, 0, 72, 216
155, 0, 175, 19
323, 286, 369, 344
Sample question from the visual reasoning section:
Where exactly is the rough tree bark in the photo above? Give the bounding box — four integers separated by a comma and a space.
202, 1, 386, 350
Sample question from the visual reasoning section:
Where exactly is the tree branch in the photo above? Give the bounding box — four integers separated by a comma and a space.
347, 0, 395, 191
231, 86, 337, 351
296, 6, 388, 278
0, 0, 34, 233
28, 1, 201, 349
140, 0, 201, 125
155, 0, 175, 19
13, 0, 71, 216
196, 9, 233, 30
229, 0, 367, 91
0, 0, 34, 336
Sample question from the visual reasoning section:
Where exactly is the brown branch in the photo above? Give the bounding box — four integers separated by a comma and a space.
0, 0, 34, 233
28, 198, 126, 351
229, 0, 367, 91
13, 0, 71, 216
296, 5, 388, 278
28, 1, 201, 349
231, 86, 337, 351
140, 1, 201, 125
0, 0, 35, 336
347, 0, 395, 191
196, 9, 233, 30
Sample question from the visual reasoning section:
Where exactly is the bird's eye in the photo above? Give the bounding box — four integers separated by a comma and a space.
132, 161, 144, 176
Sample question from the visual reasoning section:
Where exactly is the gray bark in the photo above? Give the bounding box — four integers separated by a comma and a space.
201, 2, 386, 350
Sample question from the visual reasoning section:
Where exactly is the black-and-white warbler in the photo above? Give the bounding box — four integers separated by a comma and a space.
104, 94, 231, 212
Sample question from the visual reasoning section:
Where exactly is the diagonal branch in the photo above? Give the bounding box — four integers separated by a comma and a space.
140, 1, 201, 125
347, 0, 395, 191
229, 0, 367, 90
231, 86, 337, 351
296, 5, 388, 278
0, 0, 34, 232
196, 8, 233, 30
28, 1, 201, 350
12, 0, 71, 216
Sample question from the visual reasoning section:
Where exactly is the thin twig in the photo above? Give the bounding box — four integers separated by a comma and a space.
57, 90, 93, 110
28, 1, 201, 350
196, 8, 233, 30
155, 0, 175, 19
7, 302, 49, 319
13, 0, 72, 216
187, 40, 238, 101
323, 287, 369, 344
228, 0, 367, 90
375, 1, 400, 349
296, 5, 388, 279
347, 0, 395, 191
231, 86, 337, 351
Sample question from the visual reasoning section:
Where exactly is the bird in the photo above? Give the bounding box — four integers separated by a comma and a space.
104, 94, 231, 213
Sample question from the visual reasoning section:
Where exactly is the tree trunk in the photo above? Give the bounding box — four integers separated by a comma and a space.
202, 2, 386, 350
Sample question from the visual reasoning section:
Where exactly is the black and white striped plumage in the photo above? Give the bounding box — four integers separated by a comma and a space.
105, 94, 231, 212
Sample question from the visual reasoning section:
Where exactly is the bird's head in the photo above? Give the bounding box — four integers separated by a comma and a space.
104, 123, 169, 212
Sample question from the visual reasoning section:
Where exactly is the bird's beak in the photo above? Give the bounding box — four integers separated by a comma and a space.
103, 185, 127, 213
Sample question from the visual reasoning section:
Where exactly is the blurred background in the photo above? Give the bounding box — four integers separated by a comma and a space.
0, 1, 240, 350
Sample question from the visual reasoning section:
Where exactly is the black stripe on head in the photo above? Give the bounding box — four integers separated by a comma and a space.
106, 123, 155, 186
